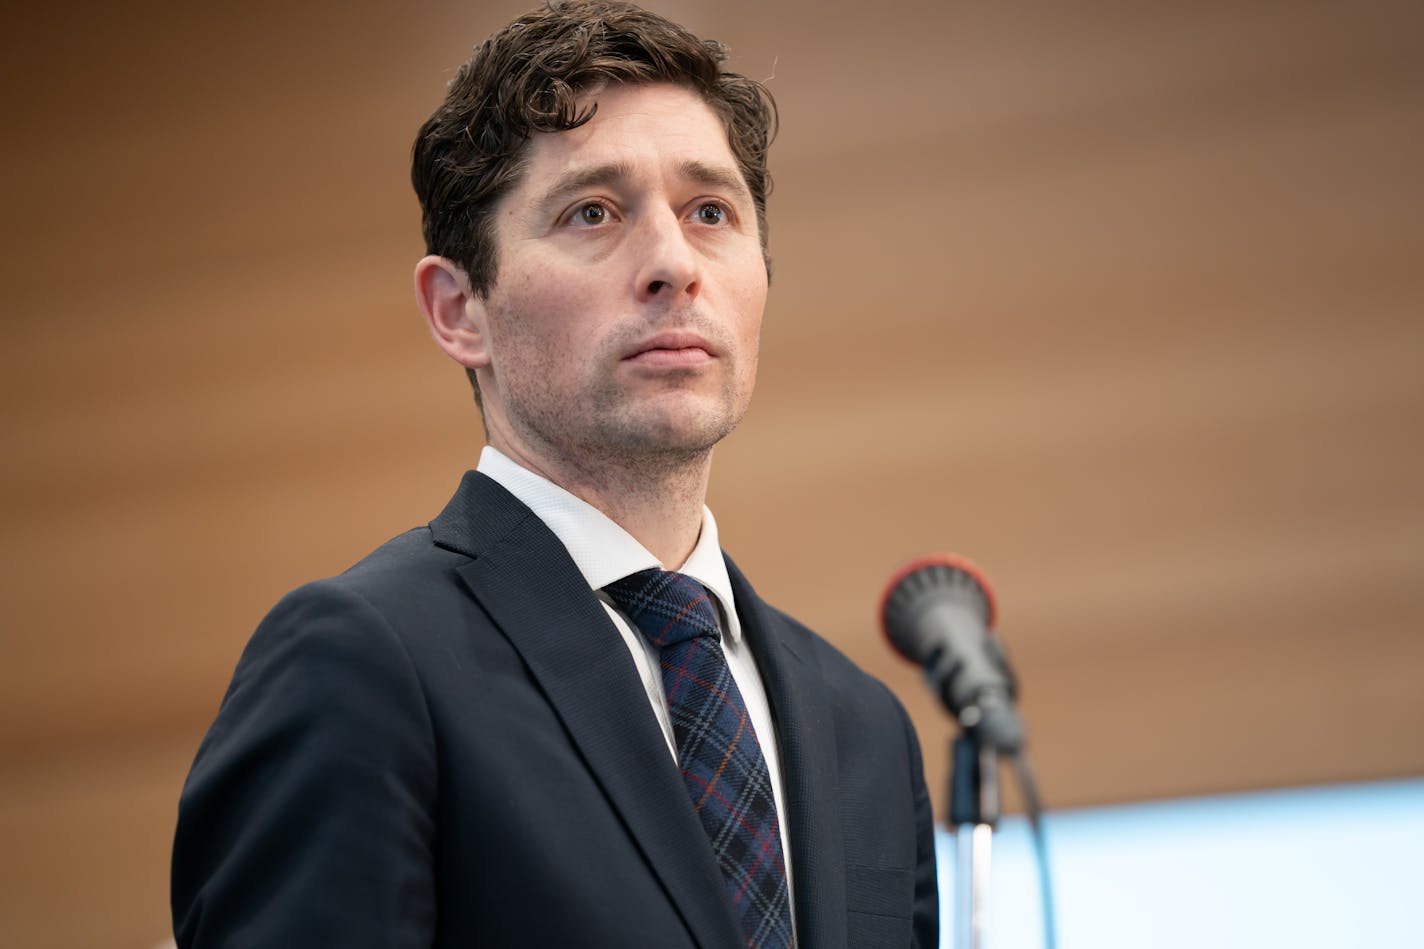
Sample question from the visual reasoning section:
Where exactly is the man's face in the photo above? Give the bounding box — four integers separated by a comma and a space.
470, 82, 768, 475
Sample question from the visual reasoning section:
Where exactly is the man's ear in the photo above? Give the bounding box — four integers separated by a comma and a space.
413, 255, 491, 369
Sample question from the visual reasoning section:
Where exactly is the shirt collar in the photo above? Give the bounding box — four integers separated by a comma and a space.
476, 445, 741, 642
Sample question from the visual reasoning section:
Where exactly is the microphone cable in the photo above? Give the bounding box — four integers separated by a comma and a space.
1009, 750, 1058, 949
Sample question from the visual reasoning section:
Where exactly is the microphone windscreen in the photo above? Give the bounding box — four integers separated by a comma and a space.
879, 553, 997, 663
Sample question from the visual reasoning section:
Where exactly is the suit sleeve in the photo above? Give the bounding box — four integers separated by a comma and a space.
901, 701, 941, 949
172, 582, 438, 948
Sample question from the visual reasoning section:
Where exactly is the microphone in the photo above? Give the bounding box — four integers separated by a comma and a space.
880, 554, 1025, 752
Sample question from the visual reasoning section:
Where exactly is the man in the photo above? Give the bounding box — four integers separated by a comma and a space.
171, 2, 938, 947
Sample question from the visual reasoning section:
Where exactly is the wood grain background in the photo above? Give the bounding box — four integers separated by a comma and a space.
3, 1, 1422, 945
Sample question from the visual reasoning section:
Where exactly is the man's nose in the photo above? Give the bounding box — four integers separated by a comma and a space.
633, 209, 701, 302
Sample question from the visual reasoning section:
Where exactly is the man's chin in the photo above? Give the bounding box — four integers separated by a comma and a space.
594, 404, 743, 463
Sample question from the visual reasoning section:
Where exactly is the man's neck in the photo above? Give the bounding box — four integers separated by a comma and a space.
490, 436, 712, 569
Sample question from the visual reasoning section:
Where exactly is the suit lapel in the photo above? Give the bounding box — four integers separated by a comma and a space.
727, 556, 849, 949
431, 472, 744, 949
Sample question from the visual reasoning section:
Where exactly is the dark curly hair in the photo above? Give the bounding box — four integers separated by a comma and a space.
412, 0, 778, 359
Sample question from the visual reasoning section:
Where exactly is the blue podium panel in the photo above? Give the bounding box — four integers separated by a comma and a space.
936, 779, 1424, 949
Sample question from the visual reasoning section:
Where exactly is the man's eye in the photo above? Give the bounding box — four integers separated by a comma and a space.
695, 203, 726, 224
575, 203, 607, 225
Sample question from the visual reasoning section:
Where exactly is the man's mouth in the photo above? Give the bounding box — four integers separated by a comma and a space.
624, 331, 717, 368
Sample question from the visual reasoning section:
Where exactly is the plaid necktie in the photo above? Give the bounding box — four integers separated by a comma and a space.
604, 569, 795, 949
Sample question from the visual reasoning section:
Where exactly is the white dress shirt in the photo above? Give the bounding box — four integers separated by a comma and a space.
476, 445, 795, 899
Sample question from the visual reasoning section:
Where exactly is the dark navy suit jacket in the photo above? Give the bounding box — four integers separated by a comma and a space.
172, 471, 939, 947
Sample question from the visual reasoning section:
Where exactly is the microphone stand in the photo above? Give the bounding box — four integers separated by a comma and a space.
948, 729, 1000, 949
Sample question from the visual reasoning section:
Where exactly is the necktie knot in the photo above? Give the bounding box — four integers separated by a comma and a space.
604, 568, 720, 649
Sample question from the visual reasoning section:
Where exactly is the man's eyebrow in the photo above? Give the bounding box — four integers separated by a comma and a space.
676, 160, 753, 201
536, 161, 638, 210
